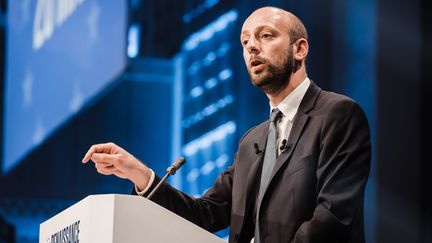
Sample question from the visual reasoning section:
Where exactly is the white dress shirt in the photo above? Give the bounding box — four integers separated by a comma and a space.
272, 78, 311, 156
135, 169, 155, 196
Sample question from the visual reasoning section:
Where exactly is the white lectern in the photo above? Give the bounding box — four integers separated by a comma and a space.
39, 194, 226, 243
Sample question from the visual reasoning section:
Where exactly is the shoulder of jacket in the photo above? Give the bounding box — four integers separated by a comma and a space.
239, 120, 268, 143
314, 89, 361, 112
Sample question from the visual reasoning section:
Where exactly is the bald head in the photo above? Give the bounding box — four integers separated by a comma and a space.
240, 7, 309, 99
243, 7, 308, 44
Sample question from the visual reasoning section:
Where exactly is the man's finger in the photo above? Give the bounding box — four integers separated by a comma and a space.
95, 162, 118, 174
94, 161, 114, 169
82, 146, 95, 163
82, 143, 117, 163
91, 153, 118, 164
96, 167, 116, 175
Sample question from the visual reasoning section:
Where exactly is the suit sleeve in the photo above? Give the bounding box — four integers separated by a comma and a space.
132, 161, 235, 233
292, 99, 371, 242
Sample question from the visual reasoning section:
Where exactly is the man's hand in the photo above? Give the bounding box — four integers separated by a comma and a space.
82, 142, 151, 190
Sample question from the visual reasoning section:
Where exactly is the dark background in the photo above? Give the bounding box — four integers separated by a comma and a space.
0, 0, 431, 242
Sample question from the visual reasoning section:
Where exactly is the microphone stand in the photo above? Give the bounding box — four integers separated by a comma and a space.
147, 157, 185, 200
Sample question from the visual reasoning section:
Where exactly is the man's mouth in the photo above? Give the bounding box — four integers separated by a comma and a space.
251, 60, 263, 67
249, 58, 266, 72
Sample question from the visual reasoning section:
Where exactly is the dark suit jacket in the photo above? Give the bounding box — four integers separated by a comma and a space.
138, 81, 371, 243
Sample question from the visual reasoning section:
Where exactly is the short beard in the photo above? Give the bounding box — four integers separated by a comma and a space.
248, 47, 294, 95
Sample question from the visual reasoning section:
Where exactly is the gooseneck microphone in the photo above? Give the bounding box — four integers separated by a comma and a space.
147, 157, 186, 200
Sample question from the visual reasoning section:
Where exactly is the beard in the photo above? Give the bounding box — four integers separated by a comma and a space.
248, 46, 294, 95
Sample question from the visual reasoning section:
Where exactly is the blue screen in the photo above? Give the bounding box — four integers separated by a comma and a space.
3, 0, 127, 173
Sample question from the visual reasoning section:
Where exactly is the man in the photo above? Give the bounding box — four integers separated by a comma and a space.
82, 6, 371, 243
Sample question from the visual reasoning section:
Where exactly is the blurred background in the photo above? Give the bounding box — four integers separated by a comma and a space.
0, 0, 430, 242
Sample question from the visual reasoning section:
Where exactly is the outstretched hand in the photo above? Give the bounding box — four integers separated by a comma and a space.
82, 142, 151, 190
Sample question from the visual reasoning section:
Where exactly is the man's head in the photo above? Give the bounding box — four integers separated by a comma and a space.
240, 7, 309, 96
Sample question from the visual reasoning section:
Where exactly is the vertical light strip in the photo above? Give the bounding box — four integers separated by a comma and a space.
169, 54, 184, 190
127, 24, 140, 58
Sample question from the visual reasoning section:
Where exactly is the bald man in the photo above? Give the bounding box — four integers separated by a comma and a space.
83, 7, 371, 243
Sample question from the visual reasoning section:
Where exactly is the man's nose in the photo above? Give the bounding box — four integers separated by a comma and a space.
246, 37, 260, 54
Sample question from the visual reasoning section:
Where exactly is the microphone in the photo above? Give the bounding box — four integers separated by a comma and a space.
280, 139, 289, 151
147, 157, 186, 200
167, 157, 186, 175
254, 143, 263, 154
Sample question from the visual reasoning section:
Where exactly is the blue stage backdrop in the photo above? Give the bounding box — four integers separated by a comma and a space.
3, 0, 127, 173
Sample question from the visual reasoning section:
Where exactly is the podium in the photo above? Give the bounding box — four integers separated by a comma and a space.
39, 194, 226, 243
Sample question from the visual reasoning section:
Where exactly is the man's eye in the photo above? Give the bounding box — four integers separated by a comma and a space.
261, 33, 272, 39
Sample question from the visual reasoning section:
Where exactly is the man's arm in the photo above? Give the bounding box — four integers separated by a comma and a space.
292, 99, 371, 242
134, 166, 234, 232
82, 142, 233, 233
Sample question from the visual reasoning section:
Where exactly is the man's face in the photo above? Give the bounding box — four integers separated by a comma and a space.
240, 8, 294, 95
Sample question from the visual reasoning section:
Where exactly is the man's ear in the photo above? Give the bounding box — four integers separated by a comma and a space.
293, 38, 308, 61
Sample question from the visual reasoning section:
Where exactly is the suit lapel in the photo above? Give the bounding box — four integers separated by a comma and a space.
233, 149, 264, 236
237, 81, 321, 225
270, 112, 309, 179
262, 81, 321, 202
244, 122, 268, 208
233, 121, 268, 234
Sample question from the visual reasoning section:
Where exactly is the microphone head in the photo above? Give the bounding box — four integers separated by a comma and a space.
167, 157, 186, 175
173, 157, 186, 170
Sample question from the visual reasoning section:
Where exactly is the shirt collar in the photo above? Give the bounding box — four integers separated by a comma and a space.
270, 77, 311, 122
